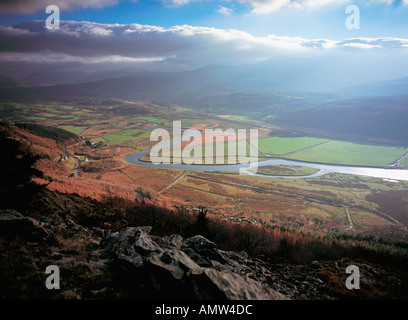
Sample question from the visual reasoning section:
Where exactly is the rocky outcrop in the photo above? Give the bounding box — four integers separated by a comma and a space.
1, 210, 407, 300
103, 226, 287, 300
0, 209, 49, 242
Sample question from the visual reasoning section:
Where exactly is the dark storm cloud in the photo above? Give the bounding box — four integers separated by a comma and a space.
0, 0, 120, 15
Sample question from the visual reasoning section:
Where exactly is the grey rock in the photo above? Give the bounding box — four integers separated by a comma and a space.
181, 247, 213, 267
162, 234, 184, 249
151, 233, 184, 250
182, 235, 225, 264
105, 226, 162, 269
104, 227, 289, 300
182, 235, 217, 251
147, 249, 203, 280
203, 268, 288, 300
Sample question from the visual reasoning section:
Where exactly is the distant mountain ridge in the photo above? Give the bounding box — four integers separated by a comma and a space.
0, 74, 21, 88
2, 62, 407, 102
338, 77, 408, 97
19, 70, 138, 86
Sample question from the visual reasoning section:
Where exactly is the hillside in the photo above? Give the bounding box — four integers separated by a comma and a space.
2, 206, 407, 300
19, 70, 137, 86
0, 123, 408, 301
339, 77, 408, 97
274, 95, 408, 145
0, 75, 21, 88
1, 67, 407, 146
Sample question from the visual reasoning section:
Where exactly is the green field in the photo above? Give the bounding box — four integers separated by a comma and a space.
136, 116, 173, 126
102, 129, 151, 145
49, 105, 75, 110
141, 138, 256, 164
59, 125, 88, 135
399, 156, 408, 168
258, 136, 328, 155
66, 158, 77, 170
217, 114, 256, 123
288, 141, 408, 167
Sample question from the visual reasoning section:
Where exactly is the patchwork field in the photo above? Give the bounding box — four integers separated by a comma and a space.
258, 136, 328, 155
258, 136, 408, 167
2, 99, 408, 241
60, 125, 88, 135
287, 141, 408, 167
140, 136, 257, 164
102, 129, 151, 145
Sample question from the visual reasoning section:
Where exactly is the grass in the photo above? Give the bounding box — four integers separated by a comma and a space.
140, 138, 258, 164
258, 136, 328, 155
49, 105, 75, 110
59, 125, 88, 135
67, 158, 77, 170
102, 129, 151, 145
399, 156, 408, 168
136, 116, 173, 126
250, 165, 320, 176
218, 114, 256, 123
288, 141, 408, 167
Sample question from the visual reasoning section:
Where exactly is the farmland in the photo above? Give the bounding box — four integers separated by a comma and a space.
258, 136, 328, 155
102, 129, 151, 145
60, 125, 88, 135
1, 99, 408, 241
286, 141, 408, 167
258, 136, 408, 167
399, 156, 408, 168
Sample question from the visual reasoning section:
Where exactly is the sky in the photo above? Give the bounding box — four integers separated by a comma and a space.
0, 0, 407, 82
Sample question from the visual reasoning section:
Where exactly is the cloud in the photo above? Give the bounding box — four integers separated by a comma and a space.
216, 6, 234, 16
1, 20, 407, 57
2, 0, 407, 16
371, 0, 408, 6
0, 0, 119, 15
167, 0, 408, 14
236, 0, 352, 14
0, 20, 407, 78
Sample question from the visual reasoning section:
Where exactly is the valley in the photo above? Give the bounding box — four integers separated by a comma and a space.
2, 1, 408, 303
2, 99, 407, 241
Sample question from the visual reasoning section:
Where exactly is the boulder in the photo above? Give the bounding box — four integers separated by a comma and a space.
147, 249, 203, 280
182, 235, 226, 265
203, 268, 288, 300
104, 227, 288, 300
105, 226, 162, 269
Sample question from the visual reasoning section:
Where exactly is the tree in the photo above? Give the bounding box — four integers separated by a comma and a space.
192, 206, 210, 237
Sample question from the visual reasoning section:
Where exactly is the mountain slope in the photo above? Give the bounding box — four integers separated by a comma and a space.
338, 77, 408, 96
0, 74, 21, 88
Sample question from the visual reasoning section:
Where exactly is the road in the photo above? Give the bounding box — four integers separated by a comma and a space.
343, 205, 353, 231
158, 172, 186, 194
388, 151, 408, 167
64, 149, 81, 178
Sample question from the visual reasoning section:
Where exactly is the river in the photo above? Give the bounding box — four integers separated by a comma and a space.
124, 149, 408, 182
